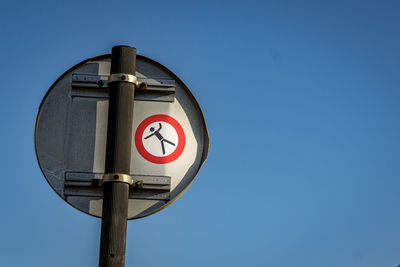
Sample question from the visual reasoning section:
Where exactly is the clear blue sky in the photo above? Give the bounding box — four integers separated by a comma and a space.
1, 0, 400, 266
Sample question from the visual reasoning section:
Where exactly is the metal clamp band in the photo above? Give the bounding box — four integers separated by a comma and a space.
102, 173, 134, 185
108, 73, 138, 85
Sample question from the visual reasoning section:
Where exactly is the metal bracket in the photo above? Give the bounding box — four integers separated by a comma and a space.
108, 73, 137, 85
108, 73, 147, 89
71, 73, 174, 102
64, 172, 171, 200
102, 173, 134, 185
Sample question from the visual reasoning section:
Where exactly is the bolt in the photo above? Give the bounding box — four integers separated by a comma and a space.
138, 82, 147, 89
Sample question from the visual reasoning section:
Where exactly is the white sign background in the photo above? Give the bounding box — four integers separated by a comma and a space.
142, 121, 179, 157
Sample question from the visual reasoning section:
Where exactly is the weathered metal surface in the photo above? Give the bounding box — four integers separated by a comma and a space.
35, 54, 209, 219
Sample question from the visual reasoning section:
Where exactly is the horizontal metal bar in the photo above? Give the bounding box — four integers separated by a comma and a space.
64, 186, 170, 200
65, 172, 171, 191
64, 181, 94, 187
71, 74, 175, 102
72, 74, 109, 87
130, 190, 170, 200
131, 175, 170, 185
65, 172, 103, 181
138, 78, 175, 92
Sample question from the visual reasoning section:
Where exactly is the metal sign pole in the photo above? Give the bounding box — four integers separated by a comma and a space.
99, 46, 137, 267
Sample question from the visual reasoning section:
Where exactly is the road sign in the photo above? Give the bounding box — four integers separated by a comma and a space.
135, 114, 185, 164
34, 53, 209, 219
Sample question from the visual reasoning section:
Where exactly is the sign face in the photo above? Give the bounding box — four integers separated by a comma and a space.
135, 114, 185, 164
35, 54, 209, 219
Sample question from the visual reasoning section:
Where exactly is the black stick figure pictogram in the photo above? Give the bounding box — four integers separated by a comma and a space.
144, 123, 176, 155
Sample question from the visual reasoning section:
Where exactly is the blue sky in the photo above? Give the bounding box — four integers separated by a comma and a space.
1, 0, 400, 266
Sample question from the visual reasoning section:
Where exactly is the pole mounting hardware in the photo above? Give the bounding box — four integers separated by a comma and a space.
108, 73, 147, 89
102, 173, 145, 188
108, 73, 137, 85
103, 173, 134, 185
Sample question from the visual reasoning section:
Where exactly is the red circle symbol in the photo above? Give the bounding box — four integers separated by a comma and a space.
135, 114, 185, 164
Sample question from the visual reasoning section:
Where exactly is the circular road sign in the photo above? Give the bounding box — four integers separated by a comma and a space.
135, 114, 186, 164
34, 54, 209, 219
